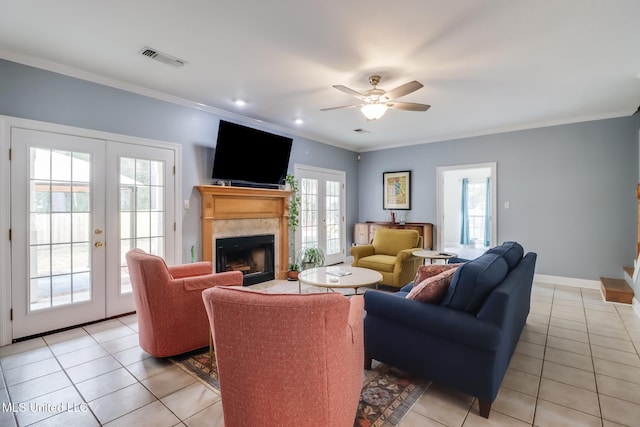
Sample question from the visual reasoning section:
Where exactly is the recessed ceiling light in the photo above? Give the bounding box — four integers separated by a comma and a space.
294, 118, 304, 125
234, 99, 246, 107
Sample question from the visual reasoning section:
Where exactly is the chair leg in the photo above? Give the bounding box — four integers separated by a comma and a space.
478, 399, 491, 418
364, 356, 372, 370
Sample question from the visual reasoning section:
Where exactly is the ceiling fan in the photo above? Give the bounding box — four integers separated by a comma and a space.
321, 75, 431, 121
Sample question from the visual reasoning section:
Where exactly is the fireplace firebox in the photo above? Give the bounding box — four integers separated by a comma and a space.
216, 234, 275, 286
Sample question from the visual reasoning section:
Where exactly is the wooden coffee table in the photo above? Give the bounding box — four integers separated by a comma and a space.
298, 266, 383, 295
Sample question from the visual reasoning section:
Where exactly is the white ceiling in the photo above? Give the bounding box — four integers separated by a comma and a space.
1, 0, 639, 152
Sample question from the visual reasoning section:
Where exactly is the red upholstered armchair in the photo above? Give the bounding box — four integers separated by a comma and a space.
202, 286, 364, 427
125, 249, 243, 357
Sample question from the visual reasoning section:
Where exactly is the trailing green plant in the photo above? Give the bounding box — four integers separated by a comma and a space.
285, 174, 301, 269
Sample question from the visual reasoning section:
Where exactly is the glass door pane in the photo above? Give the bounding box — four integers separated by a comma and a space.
300, 177, 319, 250
325, 180, 341, 257
29, 148, 93, 311
119, 157, 165, 294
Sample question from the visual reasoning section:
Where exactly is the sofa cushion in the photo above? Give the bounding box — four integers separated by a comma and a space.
413, 263, 460, 285
357, 254, 397, 273
406, 267, 458, 303
485, 241, 524, 270
372, 228, 419, 256
441, 253, 508, 314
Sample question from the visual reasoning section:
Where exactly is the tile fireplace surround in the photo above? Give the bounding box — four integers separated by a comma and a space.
196, 185, 290, 280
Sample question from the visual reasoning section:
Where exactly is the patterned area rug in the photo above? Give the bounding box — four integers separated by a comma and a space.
171, 348, 429, 427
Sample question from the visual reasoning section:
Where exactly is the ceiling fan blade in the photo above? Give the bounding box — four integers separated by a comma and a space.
384, 81, 424, 101
387, 102, 431, 112
320, 104, 363, 111
333, 85, 368, 101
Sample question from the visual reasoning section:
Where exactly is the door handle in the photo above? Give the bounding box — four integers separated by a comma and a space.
94, 242, 104, 248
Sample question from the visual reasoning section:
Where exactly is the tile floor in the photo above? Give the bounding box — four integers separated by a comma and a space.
0, 282, 639, 426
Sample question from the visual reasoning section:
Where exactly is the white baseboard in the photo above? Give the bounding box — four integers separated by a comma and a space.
534, 274, 600, 290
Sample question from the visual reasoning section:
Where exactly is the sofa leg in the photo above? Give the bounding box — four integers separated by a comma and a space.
478, 399, 491, 418
364, 357, 372, 370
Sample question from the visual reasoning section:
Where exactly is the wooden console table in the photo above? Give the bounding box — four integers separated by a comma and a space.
354, 222, 434, 249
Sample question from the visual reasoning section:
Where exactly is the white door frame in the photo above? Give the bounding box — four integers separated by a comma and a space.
0, 115, 182, 345
436, 162, 497, 251
0, 118, 11, 346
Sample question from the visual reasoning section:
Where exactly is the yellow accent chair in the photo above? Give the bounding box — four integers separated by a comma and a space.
350, 227, 423, 289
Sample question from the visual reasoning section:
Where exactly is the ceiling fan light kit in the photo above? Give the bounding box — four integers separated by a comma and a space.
361, 103, 388, 120
322, 75, 430, 121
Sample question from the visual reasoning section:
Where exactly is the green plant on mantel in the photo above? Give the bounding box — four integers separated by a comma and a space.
285, 174, 301, 272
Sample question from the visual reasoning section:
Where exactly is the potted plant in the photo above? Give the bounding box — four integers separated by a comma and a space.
285, 174, 301, 280
287, 262, 300, 280
299, 246, 325, 271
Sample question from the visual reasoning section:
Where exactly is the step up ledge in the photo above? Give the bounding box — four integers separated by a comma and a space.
600, 277, 634, 304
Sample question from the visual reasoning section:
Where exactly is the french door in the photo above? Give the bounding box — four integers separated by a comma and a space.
105, 142, 175, 317
295, 165, 346, 266
11, 127, 176, 338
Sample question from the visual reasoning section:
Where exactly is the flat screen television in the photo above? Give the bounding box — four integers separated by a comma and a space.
211, 120, 293, 188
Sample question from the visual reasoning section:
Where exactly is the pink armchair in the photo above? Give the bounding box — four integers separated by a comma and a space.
201, 286, 364, 427
125, 249, 243, 357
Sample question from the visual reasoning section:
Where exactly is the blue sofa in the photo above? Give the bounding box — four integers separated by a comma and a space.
363, 242, 537, 418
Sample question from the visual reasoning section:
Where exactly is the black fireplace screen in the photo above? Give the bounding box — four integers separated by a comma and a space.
215, 234, 275, 286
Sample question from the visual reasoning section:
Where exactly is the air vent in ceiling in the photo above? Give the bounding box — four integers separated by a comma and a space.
138, 46, 187, 68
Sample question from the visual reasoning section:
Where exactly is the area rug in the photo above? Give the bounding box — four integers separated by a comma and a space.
171, 348, 429, 427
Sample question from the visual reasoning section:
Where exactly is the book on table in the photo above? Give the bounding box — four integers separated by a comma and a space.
327, 270, 352, 277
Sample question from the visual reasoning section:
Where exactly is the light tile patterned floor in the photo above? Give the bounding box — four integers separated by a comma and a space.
0, 282, 639, 426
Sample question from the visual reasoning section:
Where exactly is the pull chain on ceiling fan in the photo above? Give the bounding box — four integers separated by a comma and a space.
321, 75, 431, 120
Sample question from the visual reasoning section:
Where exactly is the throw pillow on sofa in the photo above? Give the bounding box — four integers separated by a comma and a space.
406, 267, 459, 303
413, 263, 460, 285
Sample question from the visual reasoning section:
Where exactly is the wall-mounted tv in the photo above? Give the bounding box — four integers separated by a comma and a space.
211, 120, 293, 188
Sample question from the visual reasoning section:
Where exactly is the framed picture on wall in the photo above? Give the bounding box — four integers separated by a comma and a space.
383, 171, 411, 210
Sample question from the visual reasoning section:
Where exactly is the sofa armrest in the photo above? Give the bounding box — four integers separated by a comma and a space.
178, 271, 244, 291
364, 290, 500, 351
168, 262, 213, 278
350, 245, 375, 263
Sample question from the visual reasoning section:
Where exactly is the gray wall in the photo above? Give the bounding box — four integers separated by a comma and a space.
358, 117, 640, 280
0, 59, 359, 263
3, 58, 638, 281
